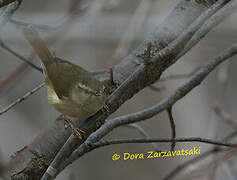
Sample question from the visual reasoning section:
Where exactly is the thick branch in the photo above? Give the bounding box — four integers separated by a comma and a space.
0, 1, 19, 31
57, 42, 237, 174
4, 0, 235, 179
0, 0, 18, 8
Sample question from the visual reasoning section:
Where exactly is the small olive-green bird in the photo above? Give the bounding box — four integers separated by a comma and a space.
22, 26, 106, 118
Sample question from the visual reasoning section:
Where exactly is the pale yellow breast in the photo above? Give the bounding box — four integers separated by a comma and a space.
47, 84, 100, 118
47, 85, 62, 104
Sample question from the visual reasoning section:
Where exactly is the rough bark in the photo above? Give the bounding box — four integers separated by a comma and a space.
3, 1, 212, 179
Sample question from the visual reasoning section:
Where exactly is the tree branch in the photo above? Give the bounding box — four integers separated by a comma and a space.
123, 123, 159, 150
0, 83, 45, 115
56, 42, 237, 176
163, 131, 237, 180
0, 40, 42, 72
167, 107, 176, 151
91, 137, 236, 148
0, 0, 19, 9
0, 1, 20, 31
5, 0, 237, 179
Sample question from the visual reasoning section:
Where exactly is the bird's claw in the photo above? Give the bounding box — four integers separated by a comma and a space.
62, 115, 85, 139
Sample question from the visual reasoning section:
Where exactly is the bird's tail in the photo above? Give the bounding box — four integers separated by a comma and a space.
22, 25, 55, 65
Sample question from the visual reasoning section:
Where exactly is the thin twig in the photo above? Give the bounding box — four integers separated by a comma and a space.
0, 0, 18, 8
10, 10, 83, 31
0, 40, 42, 72
108, 0, 152, 65
58, 43, 237, 173
167, 107, 176, 151
213, 104, 237, 129
149, 67, 200, 92
0, 63, 28, 93
37, 3, 112, 180
41, 1, 237, 178
162, 131, 237, 180
175, 0, 237, 62
84, 43, 237, 145
0, 83, 45, 116
91, 137, 237, 148
163, 148, 222, 180
152, 0, 232, 67
0, 1, 20, 32
123, 123, 159, 150
159, 66, 201, 82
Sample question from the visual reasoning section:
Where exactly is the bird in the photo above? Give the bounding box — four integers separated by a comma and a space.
22, 26, 106, 124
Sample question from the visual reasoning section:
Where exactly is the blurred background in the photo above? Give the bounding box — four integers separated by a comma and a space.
0, 0, 237, 179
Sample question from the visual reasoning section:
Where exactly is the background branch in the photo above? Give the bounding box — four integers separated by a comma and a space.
163, 131, 237, 180
0, 41, 42, 72
56, 42, 237, 176
0, 83, 45, 115
4, 0, 237, 179
123, 123, 159, 150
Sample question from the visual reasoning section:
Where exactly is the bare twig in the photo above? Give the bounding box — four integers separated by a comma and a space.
162, 131, 237, 180
9, 0, 237, 178
147, 0, 233, 93
123, 123, 159, 150
0, 0, 18, 9
58, 43, 237, 175
208, 145, 237, 179
84, 43, 237, 146
213, 104, 237, 129
0, 63, 28, 93
0, 41, 42, 72
43, 10, 237, 176
149, 67, 200, 92
0, 1, 20, 32
91, 137, 237, 148
10, 0, 87, 31
163, 148, 222, 180
109, 0, 152, 65
176, 0, 237, 62
43, 1, 236, 178
0, 83, 45, 116
167, 107, 176, 151
10, 10, 81, 31
159, 66, 201, 82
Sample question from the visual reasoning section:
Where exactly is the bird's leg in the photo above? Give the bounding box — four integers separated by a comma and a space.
62, 115, 85, 139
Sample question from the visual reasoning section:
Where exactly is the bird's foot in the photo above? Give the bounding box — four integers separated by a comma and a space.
62, 115, 85, 139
